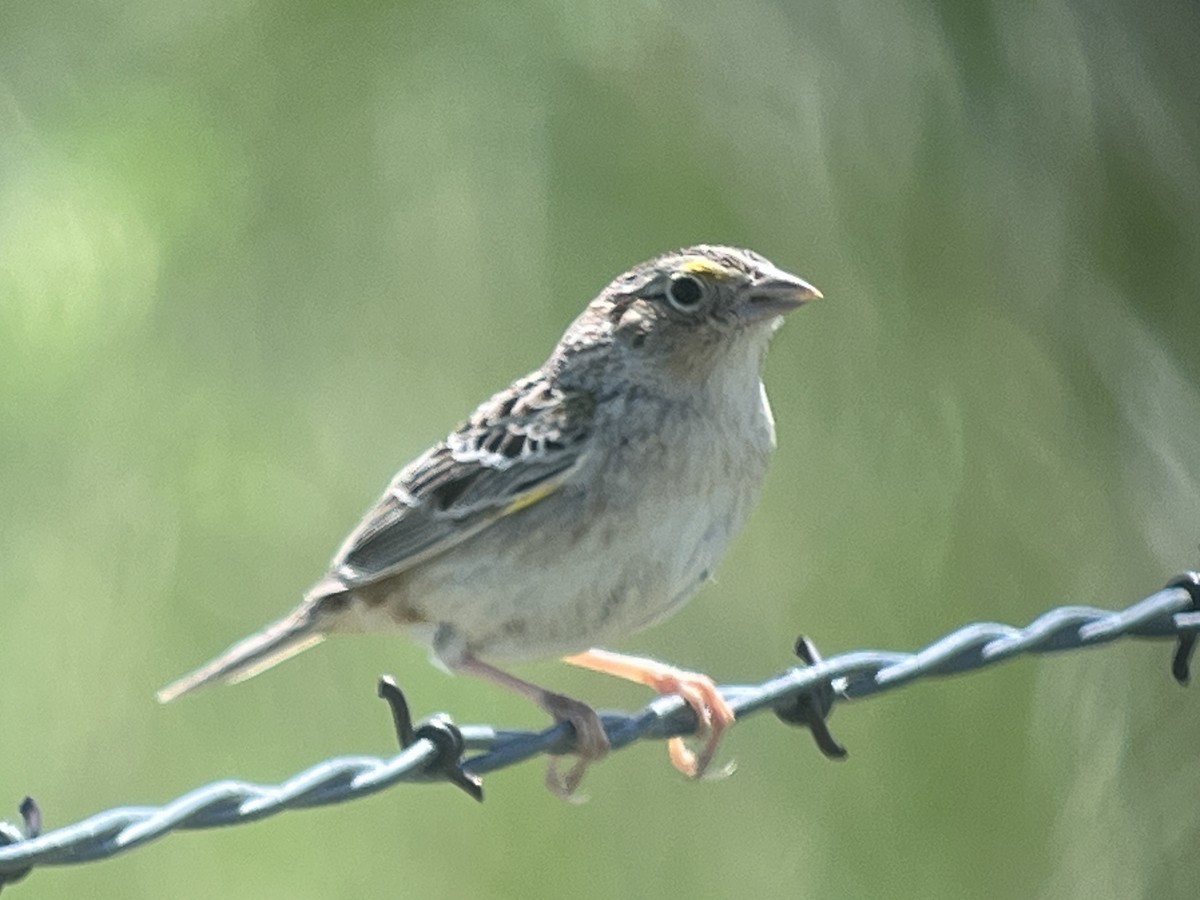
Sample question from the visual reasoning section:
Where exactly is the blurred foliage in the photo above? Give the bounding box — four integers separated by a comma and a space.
1, 1, 1198, 898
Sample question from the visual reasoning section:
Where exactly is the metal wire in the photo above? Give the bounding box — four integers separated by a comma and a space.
1, 573, 1197, 890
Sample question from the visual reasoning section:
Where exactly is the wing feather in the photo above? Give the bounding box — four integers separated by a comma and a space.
331, 372, 595, 585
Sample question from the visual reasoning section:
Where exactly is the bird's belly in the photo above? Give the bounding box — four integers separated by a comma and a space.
396, 492, 745, 660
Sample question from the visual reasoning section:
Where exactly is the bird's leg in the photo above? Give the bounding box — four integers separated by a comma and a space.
451, 652, 609, 798
563, 648, 735, 778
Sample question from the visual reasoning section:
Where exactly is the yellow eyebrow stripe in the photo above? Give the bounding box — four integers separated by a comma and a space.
679, 257, 735, 279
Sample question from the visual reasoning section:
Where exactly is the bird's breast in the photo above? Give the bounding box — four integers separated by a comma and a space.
388, 379, 777, 660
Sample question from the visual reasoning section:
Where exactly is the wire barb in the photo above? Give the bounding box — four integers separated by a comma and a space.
0, 798, 40, 894
1, 573, 1197, 888
1167, 571, 1200, 684
378, 676, 484, 801
772, 636, 847, 759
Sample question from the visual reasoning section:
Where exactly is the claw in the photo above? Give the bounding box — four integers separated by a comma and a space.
564, 649, 735, 779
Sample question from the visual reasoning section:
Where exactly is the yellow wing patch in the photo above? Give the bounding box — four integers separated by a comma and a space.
679, 257, 735, 279
501, 479, 562, 517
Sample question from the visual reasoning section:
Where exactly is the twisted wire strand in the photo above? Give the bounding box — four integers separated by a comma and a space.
1, 574, 1197, 888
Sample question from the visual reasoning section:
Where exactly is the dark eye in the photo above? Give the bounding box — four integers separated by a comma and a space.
667, 274, 705, 310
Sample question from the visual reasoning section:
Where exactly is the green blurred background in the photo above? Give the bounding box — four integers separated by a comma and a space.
2, 1, 1198, 897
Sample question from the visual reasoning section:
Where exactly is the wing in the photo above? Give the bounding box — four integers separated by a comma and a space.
330, 372, 596, 586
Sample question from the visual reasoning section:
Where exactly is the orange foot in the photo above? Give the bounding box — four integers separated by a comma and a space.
563, 648, 735, 778
538, 689, 610, 800
449, 652, 609, 799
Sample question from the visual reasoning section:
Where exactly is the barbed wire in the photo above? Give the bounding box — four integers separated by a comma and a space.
1, 572, 1197, 891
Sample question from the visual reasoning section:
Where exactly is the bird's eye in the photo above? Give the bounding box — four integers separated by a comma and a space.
666, 274, 705, 310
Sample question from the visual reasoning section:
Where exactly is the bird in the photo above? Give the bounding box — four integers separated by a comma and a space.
157, 245, 821, 795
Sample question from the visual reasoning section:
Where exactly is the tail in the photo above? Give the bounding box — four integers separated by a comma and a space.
157, 602, 330, 704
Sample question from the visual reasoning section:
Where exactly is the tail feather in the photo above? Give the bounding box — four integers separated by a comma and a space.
156, 610, 325, 704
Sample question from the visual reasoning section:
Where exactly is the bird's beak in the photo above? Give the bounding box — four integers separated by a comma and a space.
740, 268, 823, 321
